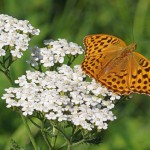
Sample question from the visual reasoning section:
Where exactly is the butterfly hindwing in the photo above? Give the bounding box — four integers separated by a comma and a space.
129, 52, 150, 95
97, 54, 132, 95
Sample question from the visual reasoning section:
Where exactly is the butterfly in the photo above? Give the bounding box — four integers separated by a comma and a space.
81, 34, 150, 95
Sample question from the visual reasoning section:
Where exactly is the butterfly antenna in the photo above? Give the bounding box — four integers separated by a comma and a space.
130, 17, 135, 43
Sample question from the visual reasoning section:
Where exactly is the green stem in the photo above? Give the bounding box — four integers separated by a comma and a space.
67, 142, 71, 150
41, 129, 52, 149
5, 70, 14, 85
56, 142, 67, 150
54, 126, 69, 143
54, 126, 72, 150
28, 117, 41, 129
67, 55, 77, 66
51, 126, 58, 149
21, 115, 39, 150
28, 117, 52, 149
0, 69, 14, 85
72, 139, 85, 147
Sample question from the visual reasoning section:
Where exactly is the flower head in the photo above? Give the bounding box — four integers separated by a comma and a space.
29, 39, 84, 67
2, 65, 120, 131
0, 14, 40, 58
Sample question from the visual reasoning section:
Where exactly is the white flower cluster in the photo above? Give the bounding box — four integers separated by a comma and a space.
2, 65, 120, 130
29, 39, 84, 67
0, 14, 40, 58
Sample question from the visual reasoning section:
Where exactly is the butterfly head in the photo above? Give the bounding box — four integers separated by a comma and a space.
128, 43, 137, 52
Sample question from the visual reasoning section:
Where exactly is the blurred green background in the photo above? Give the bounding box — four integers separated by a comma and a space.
0, 0, 150, 149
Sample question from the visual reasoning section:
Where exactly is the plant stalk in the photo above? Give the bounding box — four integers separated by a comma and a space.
21, 115, 39, 150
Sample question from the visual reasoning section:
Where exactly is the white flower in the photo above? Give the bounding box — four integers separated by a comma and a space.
29, 39, 84, 67
2, 65, 120, 131
0, 14, 40, 58
0, 48, 6, 56
15, 75, 27, 86
11, 49, 23, 58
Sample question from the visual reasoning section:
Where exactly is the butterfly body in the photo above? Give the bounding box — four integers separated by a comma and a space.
82, 34, 150, 95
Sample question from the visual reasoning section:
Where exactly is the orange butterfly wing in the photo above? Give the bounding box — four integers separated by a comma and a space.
129, 52, 150, 95
82, 34, 127, 79
82, 34, 150, 95
84, 34, 126, 57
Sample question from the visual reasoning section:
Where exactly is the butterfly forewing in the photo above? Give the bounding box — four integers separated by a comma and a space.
84, 34, 127, 57
82, 47, 126, 80
82, 34, 127, 79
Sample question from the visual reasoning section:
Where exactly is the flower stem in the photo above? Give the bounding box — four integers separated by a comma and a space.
21, 115, 39, 150
41, 130, 53, 149
67, 142, 71, 150
5, 70, 14, 85
56, 142, 67, 150
72, 139, 85, 147
54, 126, 69, 142
41, 122, 53, 149
51, 126, 58, 149
54, 125, 72, 150
0, 69, 14, 85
